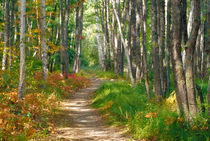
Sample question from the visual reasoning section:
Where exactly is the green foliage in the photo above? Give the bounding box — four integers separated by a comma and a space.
93, 81, 209, 140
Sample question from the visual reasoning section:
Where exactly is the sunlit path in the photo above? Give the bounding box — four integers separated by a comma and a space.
49, 78, 130, 141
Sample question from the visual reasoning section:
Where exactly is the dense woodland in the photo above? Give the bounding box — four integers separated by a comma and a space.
0, 0, 209, 140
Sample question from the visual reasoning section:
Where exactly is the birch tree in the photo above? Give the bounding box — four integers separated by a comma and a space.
18, 0, 26, 99
41, 0, 48, 81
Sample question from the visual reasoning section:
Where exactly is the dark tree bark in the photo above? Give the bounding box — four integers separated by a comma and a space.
171, 0, 189, 117
130, 0, 137, 78
157, 0, 166, 96
185, 0, 200, 116
63, 0, 70, 78
113, 0, 118, 73
73, 2, 84, 73
140, 0, 150, 100
165, 0, 171, 94
206, 0, 210, 117
151, 0, 162, 100
60, 0, 65, 75
136, 0, 141, 80
9, 0, 15, 68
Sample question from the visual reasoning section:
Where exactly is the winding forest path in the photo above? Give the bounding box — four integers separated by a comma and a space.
50, 77, 130, 141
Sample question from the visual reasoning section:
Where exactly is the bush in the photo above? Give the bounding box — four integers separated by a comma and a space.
93, 81, 209, 140
0, 69, 90, 140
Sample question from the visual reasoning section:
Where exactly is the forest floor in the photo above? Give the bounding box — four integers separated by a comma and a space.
48, 77, 131, 141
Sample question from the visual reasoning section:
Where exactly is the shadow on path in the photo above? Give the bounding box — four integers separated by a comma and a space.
48, 78, 130, 141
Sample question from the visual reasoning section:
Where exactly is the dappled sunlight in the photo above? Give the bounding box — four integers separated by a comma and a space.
49, 78, 129, 141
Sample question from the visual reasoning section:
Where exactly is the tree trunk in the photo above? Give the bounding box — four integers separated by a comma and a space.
136, 0, 141, 80
2, 0, 10, 71
206, 0, 210, 117
130, 0, 137, 78
140, 0, 150, 100
116, 0, 122, 75
60, 0, 65, 75
113, 0, 118, 73
105, 0, 111, 70
100, 0, 108, 70
165, 0, 171, 94
73, 2, 84, 73
18, 0, 26, 99
158, 0, 166, 96
64, 0, 70, 79
9, 0, 15, 69
112, 0, 135, 87
95, 2, 105, 70
185, 0, 200, 116
187, 1, 194, 37
171, 0, 189, 117
41, 0, 48, 82
151, 0, 162, 100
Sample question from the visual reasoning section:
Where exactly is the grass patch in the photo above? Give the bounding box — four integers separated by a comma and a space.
92, 81, 209, 140
80, 66, 126, 80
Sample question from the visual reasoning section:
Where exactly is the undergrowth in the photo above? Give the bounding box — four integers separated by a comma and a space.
79, 66, 126, 80
92, 81, 209, 141
0, 70, 90, 140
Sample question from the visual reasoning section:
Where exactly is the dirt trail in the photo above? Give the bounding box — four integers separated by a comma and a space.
49, 78, 131, 141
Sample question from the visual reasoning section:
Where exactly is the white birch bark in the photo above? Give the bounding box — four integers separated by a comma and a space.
95, 7, 105, 69
18, 0, 26, 99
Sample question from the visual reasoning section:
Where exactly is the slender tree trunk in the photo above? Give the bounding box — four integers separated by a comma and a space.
159, 0, 166, 96
60, 0, 65, 76
116, 0, 122, 75
64, 0, 70, 79
2, 0, 10, 70
121, 0, 127, 76
105, 0, 111, 70
206, 0, 210, 116
73, 2, 84, 73
181, 0, 188, 71
136, 0, 141, 80
41, 0, 48, 82
18, 0, 26, 99
113, 0, 118, 73
130, 0, 137, 78
140, 0, 150, 100
9, 0, 15, 69
112, 0, 135, 87
73, 5, 80, 73
127, 0, 132, 77
187, 1, 194, 37
151, 0, 162, 100
100, 0, 108, 70
165, 0, 171, 94
95, 3, 105, 70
